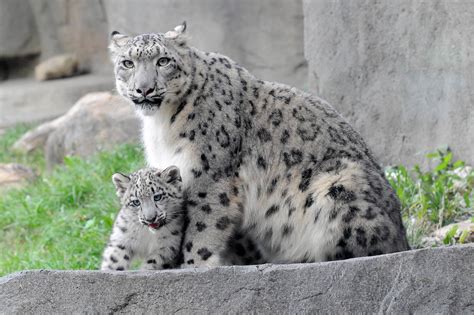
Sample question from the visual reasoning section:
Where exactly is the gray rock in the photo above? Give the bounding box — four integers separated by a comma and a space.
303, 1, 474, 167
0, 163, 36, 191
28, 0, 110, 74
0, 0, 40, 58
0, 74, 113, 128
42, 92, 140, 167
1, 245, 473, 314
34, 54, 80, 81
104, 0, 307, 89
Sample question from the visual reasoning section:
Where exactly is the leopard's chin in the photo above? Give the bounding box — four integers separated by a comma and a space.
135, 102, 161, 116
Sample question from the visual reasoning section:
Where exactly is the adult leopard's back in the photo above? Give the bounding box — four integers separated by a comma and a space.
110, 22, 409, 267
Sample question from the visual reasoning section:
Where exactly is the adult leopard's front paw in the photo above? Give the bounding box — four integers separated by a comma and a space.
181, 251, 224, 269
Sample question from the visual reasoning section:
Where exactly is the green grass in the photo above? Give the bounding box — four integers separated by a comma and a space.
0, 126, 472, 276
0, 126, 144, 276
0, 124, 45, 170
386, 149, 474, 248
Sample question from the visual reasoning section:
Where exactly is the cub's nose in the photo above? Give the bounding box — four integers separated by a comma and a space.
142, 214, 157, 224
136, 87, 155, 97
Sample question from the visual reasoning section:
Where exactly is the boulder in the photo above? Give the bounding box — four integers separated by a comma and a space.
13, 92, 141, 168
303, 0, 474, 167
0, 75, 114, 128
104, 0, 307, 89
34, 54, 80, 81
0, 163, 37, 190
0, 0, 40, 58
0, 245, 473, 313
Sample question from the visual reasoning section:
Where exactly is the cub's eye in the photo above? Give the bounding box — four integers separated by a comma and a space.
129, 199, 141, 207
122, 60, 134, 69
153, 194, 163, 202
157, 57, 170, 67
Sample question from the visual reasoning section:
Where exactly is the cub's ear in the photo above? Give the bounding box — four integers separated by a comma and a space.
164, 21, 188, 46
109, 31, 131, 54
112, 173, 131, 197
160, 166, 182, 184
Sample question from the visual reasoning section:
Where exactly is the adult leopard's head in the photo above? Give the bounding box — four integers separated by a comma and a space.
112, 166, 183, 230
109, 22, 192, 116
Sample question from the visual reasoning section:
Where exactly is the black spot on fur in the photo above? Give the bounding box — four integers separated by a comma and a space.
198, 192, 207, 198
328, 185, 356, 202
257, 156, 267, 170
281, 129, 290, 144
185, 241, 193, 252
187, 259, 195, 264
304, 195, 314, 208
201, 204, 212, 213
219, 193, 230, 206
201, 154, 210, 172
268, 109, 283, 126
196, 222, 207, 232
216, 216, 231, 230
265, 205, 280, 218
342, 206, 360, 223
147, 259, 157, 264
299, 169, 313, 192
355, 227, 367, 247
282, 224, 293, 237
197, 248, 212, 260
343, 227, 352, 239
257, 129, 272, 142
362, 206, 378, 220
283, 149, 303, 168
110, 255, 118, 263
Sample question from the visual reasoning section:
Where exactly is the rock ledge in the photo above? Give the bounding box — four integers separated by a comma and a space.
1, 245, 473, 314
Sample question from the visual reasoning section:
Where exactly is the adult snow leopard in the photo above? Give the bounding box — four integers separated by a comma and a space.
109, 22, 409, 267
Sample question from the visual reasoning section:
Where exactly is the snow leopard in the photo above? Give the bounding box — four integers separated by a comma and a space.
109, 22, 410, 267
100, 166, 185, 271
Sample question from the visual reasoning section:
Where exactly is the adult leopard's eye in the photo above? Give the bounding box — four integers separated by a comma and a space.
129, 199, 141, 207
153, 194, 163, 202
122, 60, 134, 69
157, 57, 170, 67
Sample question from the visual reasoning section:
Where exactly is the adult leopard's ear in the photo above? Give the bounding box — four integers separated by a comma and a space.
160, 166, 182, 184
112, 173, 131, 197
164, 21, 188, 46
109, 31, 131, 55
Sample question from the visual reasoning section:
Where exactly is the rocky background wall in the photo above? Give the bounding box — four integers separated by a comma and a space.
0, 0, 472, 167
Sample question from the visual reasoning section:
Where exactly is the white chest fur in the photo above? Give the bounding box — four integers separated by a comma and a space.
142, 114, 197, 188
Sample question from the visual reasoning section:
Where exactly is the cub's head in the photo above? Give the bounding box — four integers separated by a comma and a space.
109, 22, 192, 116
112, 166, 183, 230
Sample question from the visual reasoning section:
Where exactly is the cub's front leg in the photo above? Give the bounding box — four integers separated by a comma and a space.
181, 180, 242, 268
101, 212, 134, 271
141, 220, 184, 270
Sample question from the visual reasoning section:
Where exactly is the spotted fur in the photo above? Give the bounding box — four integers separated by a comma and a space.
100, 166, 185, 271
109, 23, 409, 267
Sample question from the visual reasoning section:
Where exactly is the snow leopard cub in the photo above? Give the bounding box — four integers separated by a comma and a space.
101, 166, 185, 271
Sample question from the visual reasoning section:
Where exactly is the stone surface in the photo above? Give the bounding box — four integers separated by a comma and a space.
0, 74, 113, 128
39, 92, 140, 167
104, 0, 307, 89
0, 163, 36, 190
34, 54, 79, 81
304, 1, 474, 167
0, 0, 40, 58
0, 245, 473, 314
28, 0, 110, 74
